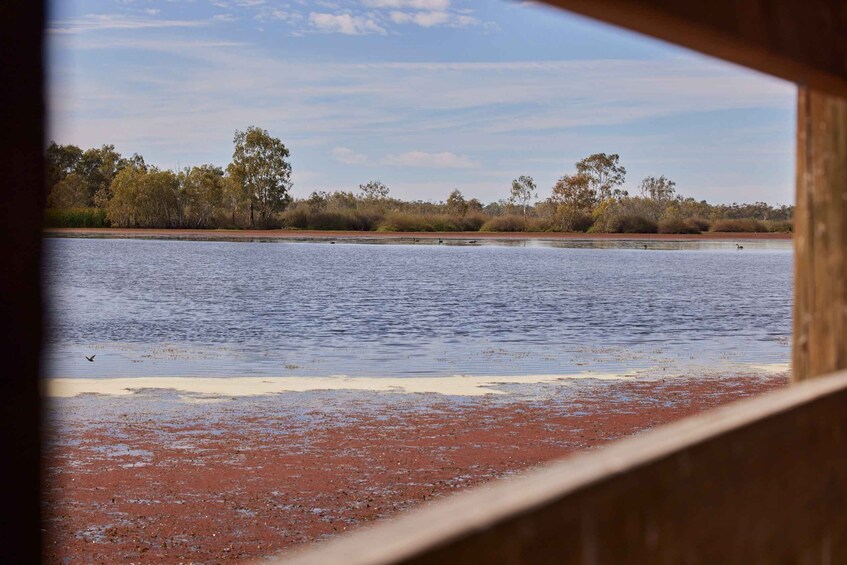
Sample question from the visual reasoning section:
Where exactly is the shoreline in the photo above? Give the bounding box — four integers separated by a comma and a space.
44, 227, 792, 242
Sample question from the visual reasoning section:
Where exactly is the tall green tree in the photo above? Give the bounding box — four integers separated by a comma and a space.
45, 142, 83, 193
550, 173, 596, 211
107, 167, 180, 228
509, 175, 537, 217
228, 127, 292, 228
179, 165, 225, 228
77, 144, 124, 207
575, 153, 627, 200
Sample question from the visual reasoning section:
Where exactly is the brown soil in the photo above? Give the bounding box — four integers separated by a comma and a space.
44, 227, 792, 241
42, 374, 787, 563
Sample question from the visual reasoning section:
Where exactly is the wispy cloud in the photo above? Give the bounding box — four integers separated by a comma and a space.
363, 0, 451, 10
384, 151, 479, 168
332, 147, 368, 164
308, 12, 387, 34
49, 14, 208, 34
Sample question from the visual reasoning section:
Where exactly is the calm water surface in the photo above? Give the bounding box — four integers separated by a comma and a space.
43, 237, 792, 379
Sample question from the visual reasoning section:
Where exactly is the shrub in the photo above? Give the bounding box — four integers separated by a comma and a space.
480, 214, 527, 232
591, 214, 657, 234
377, 211, 436, 232
280, 207, 382, 230
710, 218, 767, 232
44, 208, 109, 228
765, 220, 793, 233
688, 217, 711, 232
657, 218, 701, 234
612, 215, 658, 233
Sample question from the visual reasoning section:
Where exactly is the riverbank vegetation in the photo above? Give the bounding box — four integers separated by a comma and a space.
45, 128, 793, 233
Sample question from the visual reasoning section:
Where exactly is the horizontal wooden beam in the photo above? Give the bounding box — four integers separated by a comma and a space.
275, 372, 847, 564
541, 0, 847, 98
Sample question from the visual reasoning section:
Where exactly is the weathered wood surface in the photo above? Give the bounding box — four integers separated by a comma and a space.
795, 88, 847, 382
0, 1, 44, 559
276, 372, 847, 564
545, 0, 847, 98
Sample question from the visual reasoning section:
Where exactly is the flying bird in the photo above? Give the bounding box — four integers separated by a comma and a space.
85, 355, 95, 362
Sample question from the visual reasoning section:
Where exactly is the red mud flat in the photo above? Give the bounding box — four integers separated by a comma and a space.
42, 374, 786, 564
44, 227, 792, 242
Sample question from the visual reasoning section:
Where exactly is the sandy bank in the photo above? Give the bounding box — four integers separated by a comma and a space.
44, 372, 637, 398
44, 365, 789, 398
44, 227, 792, 242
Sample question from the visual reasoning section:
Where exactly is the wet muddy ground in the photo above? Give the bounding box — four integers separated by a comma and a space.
43, 373, 786, 563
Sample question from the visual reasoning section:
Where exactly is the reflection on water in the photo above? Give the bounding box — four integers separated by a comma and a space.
43, 237, 792, 379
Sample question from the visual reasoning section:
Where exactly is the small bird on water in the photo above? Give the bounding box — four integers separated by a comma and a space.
736, 244, 744, 250
85, 355, 95, 362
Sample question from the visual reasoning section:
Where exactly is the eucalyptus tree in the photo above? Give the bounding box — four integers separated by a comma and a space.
359, 180, 390, 201
510, 175, 537, 217
640, 175, 677, 202
575, 153, 627, 200
228, 127, 292, 228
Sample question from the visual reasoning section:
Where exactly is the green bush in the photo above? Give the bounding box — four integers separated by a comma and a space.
44, 208, 109, 228
710, 218, 767, 232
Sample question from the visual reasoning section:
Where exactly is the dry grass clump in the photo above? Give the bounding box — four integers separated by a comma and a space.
657, 218, 702, 234
709, 218, 768, 232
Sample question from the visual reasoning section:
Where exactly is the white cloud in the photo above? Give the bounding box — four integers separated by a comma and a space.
363, 0, 451, 10
49, 14, 207, 34
384, 151, 479, 168
332, 147, 368, 164
388, 9, 475, 27
308, 12, 387, 34
256, 8, 301, 22
411, 11, 449, 27
389, 10, 412, 23
144, 9, 160, 16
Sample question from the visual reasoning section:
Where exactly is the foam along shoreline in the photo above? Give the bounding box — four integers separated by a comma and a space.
44, 373, 639, 399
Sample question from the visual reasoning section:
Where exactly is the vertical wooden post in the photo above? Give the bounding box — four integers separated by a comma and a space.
794, 87, 847, 382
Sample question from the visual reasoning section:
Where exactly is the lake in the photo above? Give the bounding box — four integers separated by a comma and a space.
43, 237, 792, 381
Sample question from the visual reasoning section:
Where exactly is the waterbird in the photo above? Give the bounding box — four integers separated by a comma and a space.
85, 355, 95, 362
438, 239, 443, 244
736, 244, 744, 250
468, 240, 477, 244
330, 241, 335, 244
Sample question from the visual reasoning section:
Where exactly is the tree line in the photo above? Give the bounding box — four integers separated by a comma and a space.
45, 128, 793, 233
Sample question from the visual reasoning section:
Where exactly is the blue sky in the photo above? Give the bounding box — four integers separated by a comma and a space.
47, 0, 796, 204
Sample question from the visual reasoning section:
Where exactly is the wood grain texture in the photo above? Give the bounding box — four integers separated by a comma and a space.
541, 0, 847, 97
0, 1, 45, 560
276, 372, 847, 564
794, 88, 847, 381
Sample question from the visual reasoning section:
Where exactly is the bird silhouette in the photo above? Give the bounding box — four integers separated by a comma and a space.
85, 355, 95, 362
469, 240, 477, 244
438, 239, 443, 244
736, 244, 744, 250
